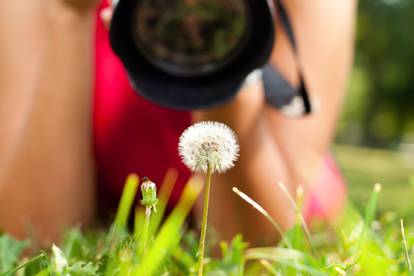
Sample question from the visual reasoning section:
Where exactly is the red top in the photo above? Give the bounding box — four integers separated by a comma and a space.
93, 0, 346, 221
93, 0, 191, 212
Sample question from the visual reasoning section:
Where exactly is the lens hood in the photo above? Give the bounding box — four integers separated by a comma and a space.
109, 0, 275, 110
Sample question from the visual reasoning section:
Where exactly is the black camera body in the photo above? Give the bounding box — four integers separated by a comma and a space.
109, 0, 275, 110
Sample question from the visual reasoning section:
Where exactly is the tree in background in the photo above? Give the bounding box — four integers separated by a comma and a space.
337, 0, 414, 148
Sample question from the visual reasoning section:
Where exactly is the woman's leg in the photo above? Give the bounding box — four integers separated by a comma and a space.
193, 0, 357, 244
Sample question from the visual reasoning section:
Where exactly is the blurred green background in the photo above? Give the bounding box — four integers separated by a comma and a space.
334, 0, 414, 215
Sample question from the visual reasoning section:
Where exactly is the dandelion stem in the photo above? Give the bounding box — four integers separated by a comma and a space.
138, 178, 158, 261
198, 162, 212, 276
141, 207, 152, 258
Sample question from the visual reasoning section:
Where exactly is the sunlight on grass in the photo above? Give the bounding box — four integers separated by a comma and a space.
1, 169, 413, 275
1, 145, 413, 275
334, 144, 414, 215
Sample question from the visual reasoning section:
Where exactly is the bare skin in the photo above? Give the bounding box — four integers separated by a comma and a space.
0, 0, 97, 242
0, 0, 356, 244
195, 0, 357, 243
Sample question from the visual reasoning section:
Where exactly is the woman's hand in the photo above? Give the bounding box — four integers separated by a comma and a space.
100, 3, 115, 28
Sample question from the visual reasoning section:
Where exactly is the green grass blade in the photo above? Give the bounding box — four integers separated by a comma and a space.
361, 183, 382, 244
113, 174, 140, 232
232, 187, 289, 248
244, 247, 323, 275
0, 252, 46, 276
400, 219, 412, 271
134, 207, 145, 238
148, 169, 178, 236
260, 259, 278, 275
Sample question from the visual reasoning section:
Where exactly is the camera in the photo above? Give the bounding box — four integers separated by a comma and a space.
109, 0, 275, 110
110, 0, 312, 115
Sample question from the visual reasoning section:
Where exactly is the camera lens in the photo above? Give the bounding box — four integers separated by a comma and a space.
132, 0, 251, 77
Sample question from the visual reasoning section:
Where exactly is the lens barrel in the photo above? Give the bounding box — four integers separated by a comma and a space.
110, 0, 275, 110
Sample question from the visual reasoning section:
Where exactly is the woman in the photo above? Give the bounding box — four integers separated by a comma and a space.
0, 0, 356, 244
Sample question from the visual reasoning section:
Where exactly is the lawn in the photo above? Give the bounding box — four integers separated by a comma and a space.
1, 143, 413, 275
334, 144, 414, 216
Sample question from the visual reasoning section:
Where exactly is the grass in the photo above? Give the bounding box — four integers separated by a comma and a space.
334, 144, 414, 215
0, 145, 413, 275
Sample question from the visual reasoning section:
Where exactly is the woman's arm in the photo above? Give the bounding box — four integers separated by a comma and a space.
0, 1, 97, 242
193, 0, 357, 244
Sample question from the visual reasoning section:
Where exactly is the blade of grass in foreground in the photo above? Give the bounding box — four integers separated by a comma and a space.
232, 187, 293, 250
134, 207, 146, 238
361, 183, 382, 246
113, 174, 140, 232
104, 174, 139, 276
107, 174, 140, 256
0, 252, 46, 276
133, 177, 202, 276
260, 259, 278, 276
245, 247, 304, 263
149, 169, 178, 236
245, 247, 324, 275
400, 219, 412, 271
277, 183, 314, 253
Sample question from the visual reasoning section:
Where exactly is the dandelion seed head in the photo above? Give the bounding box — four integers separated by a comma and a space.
179, 121, 239, 173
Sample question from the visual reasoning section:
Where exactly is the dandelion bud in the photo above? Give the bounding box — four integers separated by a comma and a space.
140, 177, 158, 211
51, 244, 69, 274
178, 121, 239, 174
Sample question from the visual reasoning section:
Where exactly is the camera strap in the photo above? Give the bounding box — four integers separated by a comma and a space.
263, 0, 312, 116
